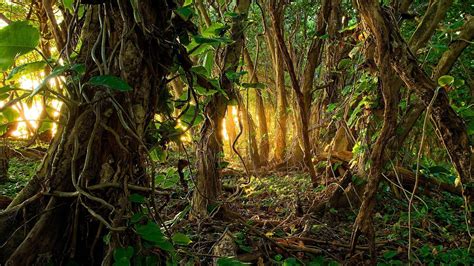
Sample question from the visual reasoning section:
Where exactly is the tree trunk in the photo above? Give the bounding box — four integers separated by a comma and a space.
351, 1, 473, 260
243, 48, 269, 164
0, 144, 8, 183
191, 0, 250, 218
0, 1, 176, 264
238, 94, 260, 170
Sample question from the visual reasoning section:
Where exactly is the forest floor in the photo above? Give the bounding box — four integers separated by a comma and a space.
1, 158, 472, 265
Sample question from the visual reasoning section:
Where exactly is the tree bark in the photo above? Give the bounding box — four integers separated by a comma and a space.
352, 1, 473, 260
269, 0, 332, 183
0, 1, 177, 264
191, 0, 250, 218
243, 48, 269, 164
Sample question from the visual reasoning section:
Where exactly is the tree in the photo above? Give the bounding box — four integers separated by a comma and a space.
0, 0, 183, 264
191, 0, 251, 218
350, 0, 472, 262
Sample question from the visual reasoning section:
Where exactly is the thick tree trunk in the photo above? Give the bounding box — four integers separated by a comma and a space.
351, 1, 473, 260
191, 0, 250, 218
0, 145, 8, 183
0, 1, 176, 264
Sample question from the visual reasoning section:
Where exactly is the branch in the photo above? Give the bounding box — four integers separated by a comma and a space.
409, 0, 454, 52
0, 13, 12, 24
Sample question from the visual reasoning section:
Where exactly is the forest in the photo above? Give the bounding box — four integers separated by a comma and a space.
0, 0, 472, 265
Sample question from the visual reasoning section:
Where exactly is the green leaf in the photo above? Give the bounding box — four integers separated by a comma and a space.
194, 36, 232, 45
383, 250, 398, 259
88, 75, 132, 91
181, 105, 204, 127
438, 75, 454, 87
63, 0, 75, 12
241, 82, 265, 89
172, 233, 192, 245
339, 23, 358, 33
155, 239, 174, 252
0, 21, 40, 70
202, 22, 228, 37
32, 65, 68, 97
318, 33, 329, 39
203, 50, 214, 75
194, 86, 217, 96
130, 212, 146, 224
283, 258, 300, 266
129, 193, 146, 203
135, 222, 165, 243
217, 258, 248, 266
183, 0, 193, 6
70, 63, 86, 75
150, 146, 166, 162
38, 120, 54, 133
2, 107, 19, 122
0, 86, 14, 94
175, 6, 194, 21
337, 58, 352, 70
191, 66, 208, 76
225, 70, 247, 83
7, 61, 48, 81
113, 246, 134, 266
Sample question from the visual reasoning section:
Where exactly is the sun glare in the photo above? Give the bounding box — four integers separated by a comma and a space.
1, 74, 62, 139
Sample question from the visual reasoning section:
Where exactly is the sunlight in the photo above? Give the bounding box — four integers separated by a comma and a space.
2, 74, 62, 139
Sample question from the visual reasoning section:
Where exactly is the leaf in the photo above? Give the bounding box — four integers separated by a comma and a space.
150, 146, 166, 162
172, 233, 192, 245
7, 61, 47, 81
191, 65, 209, 76
225, 70, 247, 83
32, 65, 68, 97
63, 0, 75, 12
203, 50, 214, 75
135, 222, 165, 243
339, 23, 358, 33
38, 120, 54, 133
217, 258, 248, 266
113, 246, 134, 266
183, 0, 193, 6
175, 6, 194, 21
130, 212, 146, 224
337, 58, 352, 70
129, 193, 146, 203
241, 82, 265, 89
114, 246, 134, 260
181, 105, 204, 127
0, 86, 14, 94
194, 86, 217, 96
202, 23, 229, 37
0, 21, 40, 70
283, 258, 300, 266
383, 250, 398, 259
88, 75, 132, 91
2, 107, 19, 122
155, 239, 174, 252
438, 75, 454, 87
318, 33, 329, 39
194, 36, 232, 45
